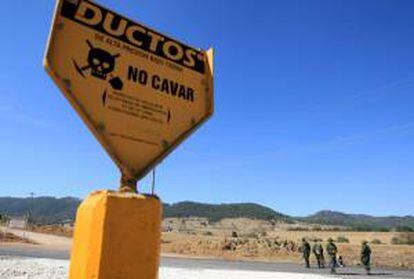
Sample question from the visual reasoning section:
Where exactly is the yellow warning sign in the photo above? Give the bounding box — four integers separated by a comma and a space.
44, 0, 214, 180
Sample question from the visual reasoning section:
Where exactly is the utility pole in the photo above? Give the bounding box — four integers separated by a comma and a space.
28, 192, 35, 228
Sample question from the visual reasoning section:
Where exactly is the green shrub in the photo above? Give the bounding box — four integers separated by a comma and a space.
287, 227, 310, 231
371, 239, 382, 245
391, 234, 414, 245
336, 236, 350, 243
308, 236, 323, 242
352, 226, 390, 232
395, 226, 414, 232
392, 237, 402, 245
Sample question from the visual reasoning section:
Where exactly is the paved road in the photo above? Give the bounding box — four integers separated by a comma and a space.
0, 257, 329, 279
0, 244, 69, 260
1, 228, 413, 278
1, 244, 413, 278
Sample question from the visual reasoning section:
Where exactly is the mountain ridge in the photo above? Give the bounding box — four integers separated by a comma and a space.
303, 210, 414, 231
1, 196, 413, 231
163, 201, 290, 222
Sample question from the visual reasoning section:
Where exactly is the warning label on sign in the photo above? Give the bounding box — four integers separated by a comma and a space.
44, 0, 214, 179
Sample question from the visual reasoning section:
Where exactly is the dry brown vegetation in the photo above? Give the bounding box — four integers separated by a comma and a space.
0, 231, 36, 244
30, 224, 73, 238
28, 217, 414, 269
161, 217, 414, 269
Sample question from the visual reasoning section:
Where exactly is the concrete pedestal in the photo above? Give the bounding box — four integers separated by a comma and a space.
69, 190, 162, 279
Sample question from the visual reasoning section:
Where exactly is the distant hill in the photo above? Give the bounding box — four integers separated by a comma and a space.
0, 196, 81, 224
1, 197, 413, 231
303, 210, 414, 231
163, 201, 290, 222
0, 197, 289, 224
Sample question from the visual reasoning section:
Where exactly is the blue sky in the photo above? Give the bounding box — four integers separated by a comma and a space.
1, 0, 413, 216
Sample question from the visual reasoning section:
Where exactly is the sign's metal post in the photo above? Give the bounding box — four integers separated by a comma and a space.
44, 0, 214, 278
119, 174, 138, 193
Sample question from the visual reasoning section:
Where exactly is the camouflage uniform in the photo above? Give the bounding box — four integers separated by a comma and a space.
326, 238, 338, 274
361, 241, 372, 274
312, 242, 325, 268
301, 238, 311, 268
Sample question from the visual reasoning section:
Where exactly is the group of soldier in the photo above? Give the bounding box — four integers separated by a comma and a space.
301, 238, 372, 275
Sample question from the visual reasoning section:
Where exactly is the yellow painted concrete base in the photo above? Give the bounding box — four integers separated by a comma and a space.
69, 190, 162, 279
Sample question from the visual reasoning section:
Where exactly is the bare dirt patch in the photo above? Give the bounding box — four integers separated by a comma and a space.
0, 232, 36, 245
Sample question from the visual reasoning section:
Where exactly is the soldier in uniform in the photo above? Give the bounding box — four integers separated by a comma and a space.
326, 238, 338, 274
301, 238, 311, 268
312, 240, 325, 268
361, 240, 372, 275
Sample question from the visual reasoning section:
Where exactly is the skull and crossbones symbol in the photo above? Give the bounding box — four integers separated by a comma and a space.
73, 40, 123, 90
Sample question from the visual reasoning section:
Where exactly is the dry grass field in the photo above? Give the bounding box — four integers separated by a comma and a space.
161, 218, 414, 269
161, 231, 414, 269
19, 218, 414, 269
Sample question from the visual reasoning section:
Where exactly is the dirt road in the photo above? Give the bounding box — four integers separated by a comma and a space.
1, 227, 71, 250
